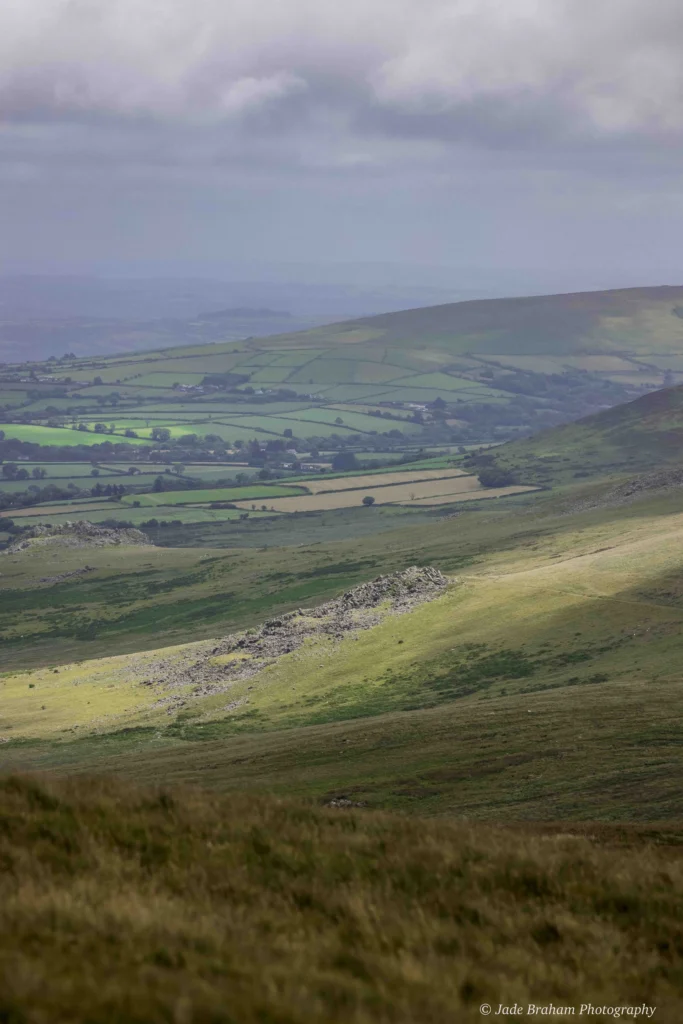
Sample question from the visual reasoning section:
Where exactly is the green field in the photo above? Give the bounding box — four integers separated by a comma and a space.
215, 415, 326, 437
279, 407, 422, 433
214, 413, 385, 438
120, 484, 305, 507
0, 424, 151, 446
6, 505, 275, 528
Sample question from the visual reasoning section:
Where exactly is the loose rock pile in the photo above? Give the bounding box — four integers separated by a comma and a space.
130, 566, 449, 708
333, 565, 448, 612
5, 521, 150, 553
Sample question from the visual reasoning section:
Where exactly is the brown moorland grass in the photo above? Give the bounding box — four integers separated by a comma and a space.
0, 773, 682, 1024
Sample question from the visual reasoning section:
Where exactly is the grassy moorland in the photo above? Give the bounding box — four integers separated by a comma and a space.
3, 483, 683, 824
0, 474, 642, 672
0, 774, 681, 1024
6, 289, 683, 1019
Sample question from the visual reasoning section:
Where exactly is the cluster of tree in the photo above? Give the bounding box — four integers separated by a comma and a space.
367, 408, 407, 421
1, 463, 47, 481
0, 482, 85, 511
26, 388, 68, 400
463, 452, 518, 488
331, 451, 360, 472
477, 467, 517, 488
90, 483, 127, 498
0, 437, 146, 463
147, 464, 281, 495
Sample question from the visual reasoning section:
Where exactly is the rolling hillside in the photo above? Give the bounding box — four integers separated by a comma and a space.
4, 478, 683, 822
347, 284, 683, 355
4, 335, 683, 1019
489, 380, 683, 484
5, 286, 683, 475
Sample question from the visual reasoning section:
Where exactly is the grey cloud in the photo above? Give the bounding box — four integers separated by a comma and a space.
4, 0, 683, 281
3, 1, 683, 145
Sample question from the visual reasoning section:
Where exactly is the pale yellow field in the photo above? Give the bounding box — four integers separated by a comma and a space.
304, 468, 467, 494
234, 475, 534, 512
1, 503, 116, 519
403, 485, 538, 505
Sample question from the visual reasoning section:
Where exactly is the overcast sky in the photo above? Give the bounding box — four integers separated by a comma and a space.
2, 0, 683, 289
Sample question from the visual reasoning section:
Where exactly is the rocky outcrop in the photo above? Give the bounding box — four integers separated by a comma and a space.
5, 521, 150, 553
332, 565, 448, 612
126, 566, 450, 707
561, 467, 683, 516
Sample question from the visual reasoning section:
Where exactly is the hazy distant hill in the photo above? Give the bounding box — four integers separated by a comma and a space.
311, 284, 683, 356
6, 280, 683, 366
7, 284, 683, 454
0, 273, 472, 361
0, 311, 324, 364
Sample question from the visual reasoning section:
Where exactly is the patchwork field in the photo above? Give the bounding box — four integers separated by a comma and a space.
100, 469, 537, 517
233, 475, 536, 511
8, 286, 682, 481
2, 506, 275, 529
406, 485, 538, 505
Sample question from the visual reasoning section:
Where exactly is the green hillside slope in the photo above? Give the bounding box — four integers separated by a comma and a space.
488, 382, 683, 484
348, 284, 683, 355
4, 484, 683, 821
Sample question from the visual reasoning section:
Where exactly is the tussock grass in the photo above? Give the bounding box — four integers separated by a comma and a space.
1, 773, 682, 1023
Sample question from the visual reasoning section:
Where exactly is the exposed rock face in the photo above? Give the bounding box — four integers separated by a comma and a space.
561, 467, 683, 515
4, 521, 150, 553
333, 565, 448, 612
124, 566, 450, 709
